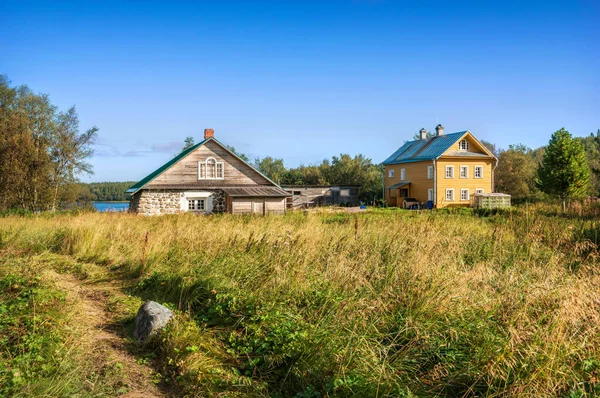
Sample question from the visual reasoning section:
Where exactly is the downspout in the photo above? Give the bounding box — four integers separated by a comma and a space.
492, 157, 499, 192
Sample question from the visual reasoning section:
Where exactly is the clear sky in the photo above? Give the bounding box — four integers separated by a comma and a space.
1, 0, 598, 182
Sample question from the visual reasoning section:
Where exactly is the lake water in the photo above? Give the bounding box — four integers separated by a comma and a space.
93, 201, 129, 212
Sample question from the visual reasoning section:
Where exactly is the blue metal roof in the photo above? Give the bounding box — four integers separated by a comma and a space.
382, 131, 468, 165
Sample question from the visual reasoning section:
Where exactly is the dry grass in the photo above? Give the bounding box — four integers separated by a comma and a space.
1, 205, 600, 396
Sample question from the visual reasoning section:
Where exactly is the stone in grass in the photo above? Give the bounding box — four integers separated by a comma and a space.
133, 301, 173, 343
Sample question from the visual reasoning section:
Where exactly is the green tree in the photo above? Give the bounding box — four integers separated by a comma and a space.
0, 75, 97, 211
537, 128, 590, 211
254, 157, 286, 183
182, 136, 195, 151
495, 144, 538, 199
50, 107, 97, 210
576, 129, 600, 196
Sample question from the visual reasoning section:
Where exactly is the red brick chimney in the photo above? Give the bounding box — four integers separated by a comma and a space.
204, 128, 214, 139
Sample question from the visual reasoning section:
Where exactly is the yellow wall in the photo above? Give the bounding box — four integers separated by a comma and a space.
384, 161, 433, 205
435, 158, 494, 208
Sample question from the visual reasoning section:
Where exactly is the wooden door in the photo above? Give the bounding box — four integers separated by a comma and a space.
252, 199, 265, 215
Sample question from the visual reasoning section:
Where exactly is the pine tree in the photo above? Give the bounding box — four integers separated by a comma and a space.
537, 128, 590, 211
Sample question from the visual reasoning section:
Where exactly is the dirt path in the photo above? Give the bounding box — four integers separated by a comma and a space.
48, 267, 165, 398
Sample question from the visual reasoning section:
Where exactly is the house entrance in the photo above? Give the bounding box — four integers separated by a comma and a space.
400, 188, 409, 198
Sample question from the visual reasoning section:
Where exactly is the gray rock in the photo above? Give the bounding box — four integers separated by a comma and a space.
133, 301, 173, 343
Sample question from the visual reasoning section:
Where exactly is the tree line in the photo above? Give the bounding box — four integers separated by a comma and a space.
0, 76, 97, 211
77, 181, 137, 202
494, 128, 598, 208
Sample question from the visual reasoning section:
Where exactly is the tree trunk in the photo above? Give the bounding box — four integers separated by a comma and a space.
562, 198, 566, 213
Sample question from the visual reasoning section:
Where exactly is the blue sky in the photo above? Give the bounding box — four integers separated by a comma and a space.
1, 0, 598, 182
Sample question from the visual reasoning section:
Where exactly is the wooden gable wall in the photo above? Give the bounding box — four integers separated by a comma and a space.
446, 133, 491, 155
147, 140, 271, 187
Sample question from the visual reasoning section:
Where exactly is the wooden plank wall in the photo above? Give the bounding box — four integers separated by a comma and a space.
435, 158, 494, 208
148, 140, 271, 186
231, 197, 286, 215
384, 161, 433, 204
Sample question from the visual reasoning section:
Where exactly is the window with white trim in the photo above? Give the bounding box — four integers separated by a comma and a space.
428, 189, 433, 201
445, 188, 454, 201
198, 157, 224, 179
475, 188, 484, 194
460, 189, 469, 201
474, 166, 483, 179
400, 168, 406, 181
460, 166, 468, 178
459, 139, 469, 151
445, 166, 454, 178
427, 166, 433, 179
388, 169, 395, 178
188, 199, 206, 211
340, 189, 350, 197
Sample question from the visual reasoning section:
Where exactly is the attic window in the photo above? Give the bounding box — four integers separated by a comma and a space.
198, 157, 224, 180
459, 139, 469, 151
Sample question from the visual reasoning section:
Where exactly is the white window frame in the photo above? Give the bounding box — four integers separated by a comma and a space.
400, 168, 406, 181
388, 169, 395, 178
475, 188, 484, 194
427, 165, 433, 179
459, 139, 469, 151
445, 188, 454, 201
428, 188, 434, 201
474, 166, 483, 179
198, 157, 225, 180
188, 198, 206, 211
445, 165, 454, 179
340, 189, 350, 197
460, 165, 469, 179
460, 188, 470, 201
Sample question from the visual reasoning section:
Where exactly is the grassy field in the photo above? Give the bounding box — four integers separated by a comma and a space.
1, 206, 600, 397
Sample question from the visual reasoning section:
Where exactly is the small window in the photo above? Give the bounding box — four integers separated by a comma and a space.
400, 169, 406, 181
460, 166, 468, 178
427, 166, 433, 179
445, 166, 454, 178
459, 139, 469, 151
460, 189, 469, 201
340, 189, 350, 196
475, 188, 484, 194
388, 169, 395, 178
188, 199, 206, 211
445, 189, 454, 201
474, 166, 483, 179
293, 191, 301, 196
428, 189, 434, 201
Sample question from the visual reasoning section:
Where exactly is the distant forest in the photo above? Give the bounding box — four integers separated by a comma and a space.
79, 182, 136, 202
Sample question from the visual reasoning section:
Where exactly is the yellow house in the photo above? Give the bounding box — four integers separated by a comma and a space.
382, 125, 497, 208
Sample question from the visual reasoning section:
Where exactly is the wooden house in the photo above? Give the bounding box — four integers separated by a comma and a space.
281, 185, 360, 209
127, 129, 291, 215
382, 125, 497, 208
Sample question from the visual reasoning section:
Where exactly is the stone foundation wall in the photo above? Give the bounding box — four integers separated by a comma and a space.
129, 189, 226, 216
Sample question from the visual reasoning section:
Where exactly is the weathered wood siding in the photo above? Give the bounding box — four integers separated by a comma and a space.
230, 197, 286, 215
265, 198, 286, 214
435, 158, 494, 208
384, 161, 433, 205
147, 140, 270, 186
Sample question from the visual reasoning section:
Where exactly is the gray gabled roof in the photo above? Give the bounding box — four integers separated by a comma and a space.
383, 131, 474, 165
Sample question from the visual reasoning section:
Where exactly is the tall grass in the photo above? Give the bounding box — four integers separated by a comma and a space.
1, 205, 600, 396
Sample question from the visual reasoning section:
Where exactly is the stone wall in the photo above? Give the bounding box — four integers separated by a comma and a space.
129, 189, 226, 216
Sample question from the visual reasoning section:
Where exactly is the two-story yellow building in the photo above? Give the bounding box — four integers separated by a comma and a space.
383, 125, 497, 208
